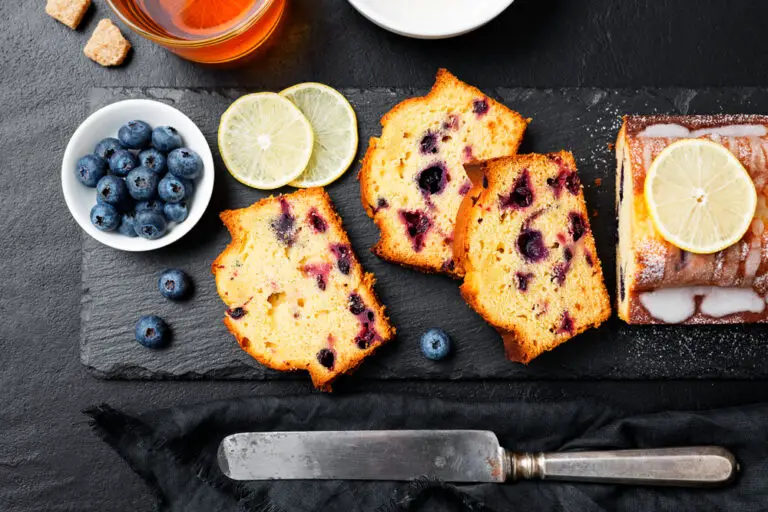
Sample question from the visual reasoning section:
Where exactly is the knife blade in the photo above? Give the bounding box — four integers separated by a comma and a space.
218, 430, 738, 486
218, 430, 505, 482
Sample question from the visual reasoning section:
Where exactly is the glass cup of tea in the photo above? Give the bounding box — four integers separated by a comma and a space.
106, 0, 286, 64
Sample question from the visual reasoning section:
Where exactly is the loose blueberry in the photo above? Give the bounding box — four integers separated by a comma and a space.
75, 155, 107, 187
94, 137, 123, 160
118, 120, 152, 149
164, 201, 189, 223
167, 147, 203, 180
126, 166, 159, 200
117, 212, 138, 237
136, 199, 166, 215
138, 148, 167, 175
158, 174, 189, 203
158, 269, 190, 300
90, 203, 119, 231
316, 348, 335, 369
417, 164, 447, 196
151, 126, 183, 153
499, 169, 533, 210
109, 149, 139, 177
135, 315, 170, 349
134, 211, 167, 239
96, 175, 129, 206
420, 328, 452, 361
517, 228, 548, 262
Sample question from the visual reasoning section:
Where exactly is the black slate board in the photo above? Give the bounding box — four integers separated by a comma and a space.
81, 86, 768, 381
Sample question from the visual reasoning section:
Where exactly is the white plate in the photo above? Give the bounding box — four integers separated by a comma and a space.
62, 99, 215, 252
347, 0, 514, 39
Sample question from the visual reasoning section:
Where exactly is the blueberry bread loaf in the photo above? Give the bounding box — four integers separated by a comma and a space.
454, 152, 611, 362
360, 69, 529, 276
212, 188, 395, 390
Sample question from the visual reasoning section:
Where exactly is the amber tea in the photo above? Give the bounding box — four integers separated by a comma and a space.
108, 0, 285, 63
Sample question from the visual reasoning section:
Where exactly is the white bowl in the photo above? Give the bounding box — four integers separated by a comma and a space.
62, 99, 215, 252
347, 0, 514, 39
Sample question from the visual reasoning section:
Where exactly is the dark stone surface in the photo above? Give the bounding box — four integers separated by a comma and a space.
5, 0, 768, 510
83, 86, 768, 382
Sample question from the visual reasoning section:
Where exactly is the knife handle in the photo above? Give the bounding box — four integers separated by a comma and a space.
506, 447, 737, 487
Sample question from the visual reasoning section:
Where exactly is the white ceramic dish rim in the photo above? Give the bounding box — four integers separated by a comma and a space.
346, 0, 515, 39
61, 99, 215, 252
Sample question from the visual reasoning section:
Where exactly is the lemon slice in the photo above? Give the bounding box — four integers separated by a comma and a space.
279, 83, 358, 188
218, 92, 314, 190
644, 138, 757, 254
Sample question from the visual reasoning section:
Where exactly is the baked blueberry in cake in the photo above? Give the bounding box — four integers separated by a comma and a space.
359, 69, 529, 276
212, 188, 395, 390
454, 152, 611, 363
616, 115, 768, 324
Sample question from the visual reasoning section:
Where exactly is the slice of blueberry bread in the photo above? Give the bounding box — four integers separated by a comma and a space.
360, 69, 529, 276
454, 152, 611, 363
212, 188, 395, 390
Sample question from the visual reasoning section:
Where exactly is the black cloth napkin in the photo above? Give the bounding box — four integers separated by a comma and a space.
86, 395, 768, 511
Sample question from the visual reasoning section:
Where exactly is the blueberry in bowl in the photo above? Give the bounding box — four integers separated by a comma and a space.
94, 137, 123, 160
118, 120, 153, 149
136, 199, 166, 215
96, 175, 129, 206
90, 203, 120, 231
75, 155, 107, 187
152, 126, 183, 152
420, 328, 452, 360
126, 166, 159, 201
138, 148, 167, 175
158, 269, 191, 300
158, 174, 190, 203
134, 211, 167, 239
117, 212, 138, 237
135, 315, 170, 349
167, 148, 203, 180
109, 149, 139, 177
164, 202, 189, 223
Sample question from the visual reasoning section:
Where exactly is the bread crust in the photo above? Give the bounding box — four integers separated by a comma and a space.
213, 188, 395, 390
359, 69, 529, 277
456, 152, 611, 363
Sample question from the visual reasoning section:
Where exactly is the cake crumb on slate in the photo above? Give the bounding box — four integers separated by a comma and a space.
84, 19, 131, 67
46, 0, 91, 30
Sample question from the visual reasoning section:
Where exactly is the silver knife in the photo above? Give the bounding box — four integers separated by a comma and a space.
217, 430, 737, 487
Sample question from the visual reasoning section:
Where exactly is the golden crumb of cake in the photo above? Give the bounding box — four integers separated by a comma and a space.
46, 0, 91, 30
212, 188, 395, 390
455, 151, 611, 363
84, 19, 131, 67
